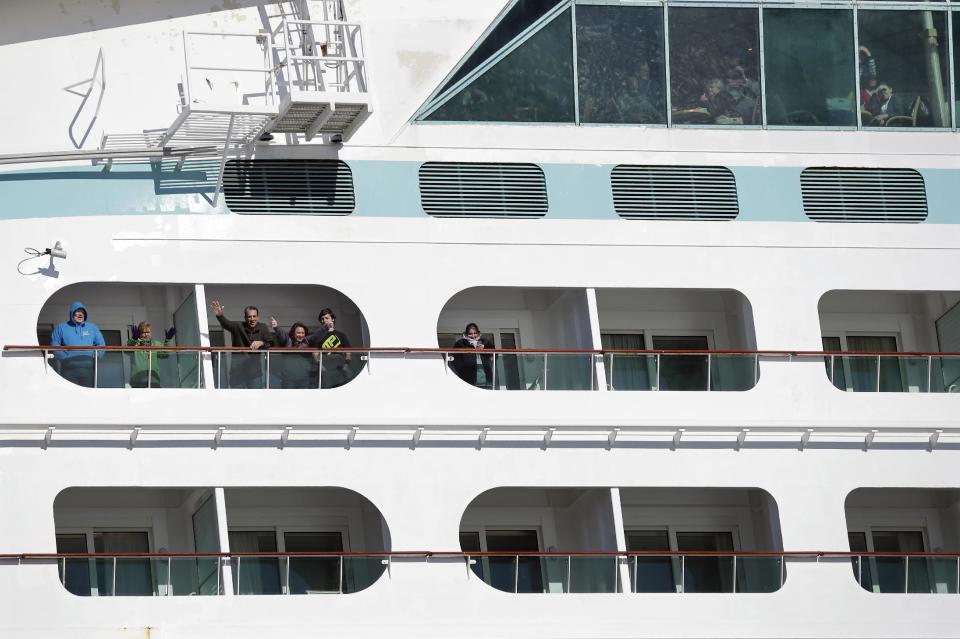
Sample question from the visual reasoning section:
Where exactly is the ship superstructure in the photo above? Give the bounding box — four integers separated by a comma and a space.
1, 1, 960, 638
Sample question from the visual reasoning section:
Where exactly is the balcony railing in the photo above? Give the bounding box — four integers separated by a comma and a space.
852, 553, 960, 593
463, 551, 784, 594
10, 550, 960, 595
5, 345, 960, 392
17, 551, 391, 596
822, 353, 960, 393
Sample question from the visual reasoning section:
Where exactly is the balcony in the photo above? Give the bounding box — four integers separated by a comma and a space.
820, 290, 960, 393
847, 488, 960, 593
53, 486, 389, 596
459, 487, 783, 593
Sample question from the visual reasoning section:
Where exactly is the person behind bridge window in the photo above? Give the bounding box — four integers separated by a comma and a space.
127, 321, 176, 388
211, 300, 273, 388
451, 323, 494, 389
50, 301, 105, 388
271, 318, 318, 389
308, 308, 353, 389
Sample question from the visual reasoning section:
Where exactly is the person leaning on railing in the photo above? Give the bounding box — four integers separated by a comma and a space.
126, 321, 176, 388
307, 308, 352, 389
210, 300, 274, 388
50, 301, 105, 388
270, 318, 318, 389
450, 323, 494, 389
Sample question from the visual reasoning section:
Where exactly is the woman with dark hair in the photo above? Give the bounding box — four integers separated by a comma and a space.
270, 319, 317, 389
451, 323, 495, 389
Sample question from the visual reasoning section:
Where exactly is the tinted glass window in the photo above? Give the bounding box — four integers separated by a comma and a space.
577, 4, 666, 124
858, 10, 950, 128
668, 7, 761, 126
427, 9, 574, 122
763, 9, 855, 127
440, 0, 564, 94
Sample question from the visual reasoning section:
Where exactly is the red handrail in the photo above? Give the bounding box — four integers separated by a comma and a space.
4, 550, 960, 560
5, 345, 960, 356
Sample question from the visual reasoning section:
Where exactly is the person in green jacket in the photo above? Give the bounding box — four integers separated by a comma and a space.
127, 321, 176, 388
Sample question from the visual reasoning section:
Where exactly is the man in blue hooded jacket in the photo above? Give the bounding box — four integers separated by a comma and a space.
50, 301, 106, 387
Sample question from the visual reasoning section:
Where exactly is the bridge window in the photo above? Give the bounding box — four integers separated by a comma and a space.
421, 1, 954, 131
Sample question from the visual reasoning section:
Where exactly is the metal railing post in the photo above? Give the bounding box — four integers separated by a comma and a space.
732, 554, 737, 593
567, 555, 572, 593
927, 355, 933, 393
543, 353, 549, 390
858, 554, 863, 587
265, 351, 271, 389
707, 353, 712, 391
167, 556, 172, 595
94, 351, 99, 388
754, 354, 760, 386
514, 555, 520, 593
318, 352, 323, 389
876, 355, 882, 392
904, 555, 909, 593
492, 352, 497, 390
780, 554, 785, 587
633, 555, 638, 593
338, 556, 344, 594
148, 351, 153, 389
608, 354, 614, 391
112, 556, 117, 596
217, 350, 222, 389
830, 354, 835, 384
680, 555, 685, 593
285, 555, 291, 594
655, 353, 661, 391
235, 556, 241, 595
216, 556, 222, 595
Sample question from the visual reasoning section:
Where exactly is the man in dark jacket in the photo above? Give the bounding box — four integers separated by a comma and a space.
307, 308, 353, 388
211, 300, 273, 388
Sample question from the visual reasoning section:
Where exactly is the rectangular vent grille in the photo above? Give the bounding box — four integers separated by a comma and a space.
611, 165, 739, 221
419, 162, 548, 218
801, 167, 927, 223
223, 159, 355, 215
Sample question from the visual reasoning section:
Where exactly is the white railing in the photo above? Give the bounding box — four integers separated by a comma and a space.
277, 18, 368, 94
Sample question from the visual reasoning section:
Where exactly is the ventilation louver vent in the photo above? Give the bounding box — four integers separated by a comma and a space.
223, 159, 355, 215
611, 165, 739, 220
801, 167, 927, 223
419, 162, 548, 218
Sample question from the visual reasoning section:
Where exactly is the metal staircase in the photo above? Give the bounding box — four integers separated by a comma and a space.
96, 0, 371, 206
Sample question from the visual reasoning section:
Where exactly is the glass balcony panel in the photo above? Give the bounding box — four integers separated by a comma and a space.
569, 556, 617, 593
659, 354, 708, 391
683, 556, 734, 592
94, 351, 126, 388
484, 556, 544, 592
710, 354, 757, 391
541, 556, 569, 593
269, 351, 320, 389
184, 557, 221, 595
487, 556, 519, 592
494, 354, 546, 390
343, 556, 387, 594
288, 556, 341, 593
111, 557, 154, 596
319, 351, 365, 389
736, 556, 783, 593
606, 354, 655, 391
932, 356, 960, 393
231, 557, 282, 595
61, 558, 93, 596
899, 356, 930, 393
630, 556, 677, 593
544, 354, 595, 390
911, 556, 959, 594
873, 555, 907, 593
221, 352, 268, 389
